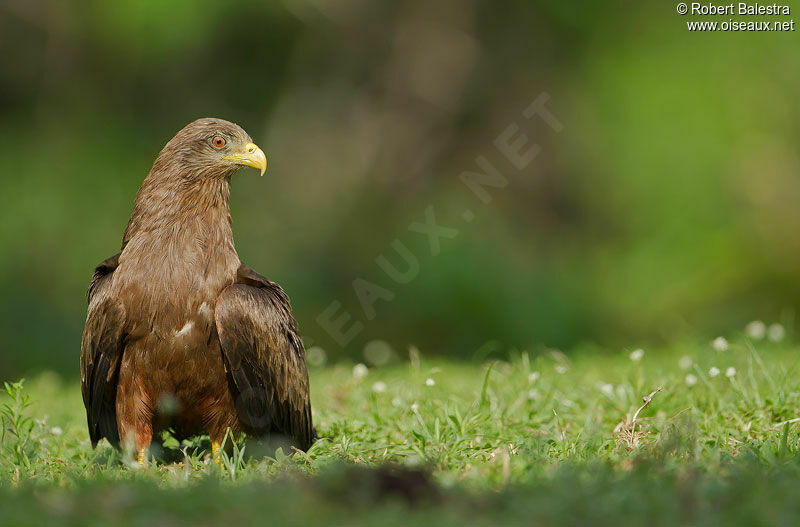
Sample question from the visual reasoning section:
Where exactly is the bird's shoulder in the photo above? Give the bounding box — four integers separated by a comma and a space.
87, 253, 121, 304
234, 263, 280, 289
231, 263, 292, 306
216, 263, 301, 344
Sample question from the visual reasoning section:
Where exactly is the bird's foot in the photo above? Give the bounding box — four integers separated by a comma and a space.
211, 441, 224, 468
137, 448, 148, 467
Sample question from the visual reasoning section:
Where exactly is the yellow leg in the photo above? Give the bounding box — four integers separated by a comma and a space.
137, 448, 147, 467
212, 441, 223, 467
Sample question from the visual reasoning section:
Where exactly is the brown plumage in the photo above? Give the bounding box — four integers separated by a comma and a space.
80, 118, 314, 461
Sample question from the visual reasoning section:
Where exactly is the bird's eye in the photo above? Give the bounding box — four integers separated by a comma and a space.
212, 136, 226, 148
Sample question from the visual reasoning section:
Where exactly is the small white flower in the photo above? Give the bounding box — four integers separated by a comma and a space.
528, 371, 541, 383
372, 381, 387, 393
685, 374, 698, 387
306, 346, 327, 367
391, 397, 403, 407
709, 367, 720, 378
598, 383, 614, 397
712, 337, 728, 352
679, 356, 693, 370
410, 403, 419, 411
363, 339, 393, 366
404, 454, 422, 467
725, 367, 737, 378
353, 363, 368, 379
629, 349, 644, 362
554, 365, 568, 374
527, 388, 540, 400
50, 426, 63, 436
425, 378, 435, 387
746, 320, 766, 340
768, 323, 786, 342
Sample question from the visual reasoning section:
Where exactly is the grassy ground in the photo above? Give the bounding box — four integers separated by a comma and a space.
3, 334, 800, 526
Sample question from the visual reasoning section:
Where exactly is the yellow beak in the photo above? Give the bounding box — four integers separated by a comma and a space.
222, 142, 267, 176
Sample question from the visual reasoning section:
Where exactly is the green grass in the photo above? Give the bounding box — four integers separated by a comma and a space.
4, 336, 800, 526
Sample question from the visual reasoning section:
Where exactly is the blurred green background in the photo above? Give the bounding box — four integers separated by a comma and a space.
1, 1, 798, 377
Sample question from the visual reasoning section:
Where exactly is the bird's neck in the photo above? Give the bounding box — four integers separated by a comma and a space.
123, 174, 234, 249
115, 175, 241, 318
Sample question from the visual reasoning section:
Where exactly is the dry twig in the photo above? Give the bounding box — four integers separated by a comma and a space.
616, 386, 663, 450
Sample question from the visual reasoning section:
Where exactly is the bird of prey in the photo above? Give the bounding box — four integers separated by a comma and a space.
80, 118, 314, 465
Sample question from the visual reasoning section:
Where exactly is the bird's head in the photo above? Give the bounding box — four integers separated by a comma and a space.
156, 118, 267, 179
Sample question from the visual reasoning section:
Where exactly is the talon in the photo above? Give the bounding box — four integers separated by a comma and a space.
137, 448, 147, 467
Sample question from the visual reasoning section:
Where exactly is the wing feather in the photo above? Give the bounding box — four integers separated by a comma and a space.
214, 265, 315, 450
80, 254, 125, 447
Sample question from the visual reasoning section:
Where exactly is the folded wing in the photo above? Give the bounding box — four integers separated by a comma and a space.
214, 265, 314, 450
80, 253, 125, 447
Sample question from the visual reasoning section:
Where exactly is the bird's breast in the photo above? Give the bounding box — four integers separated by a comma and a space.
112, 221, 240, 343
